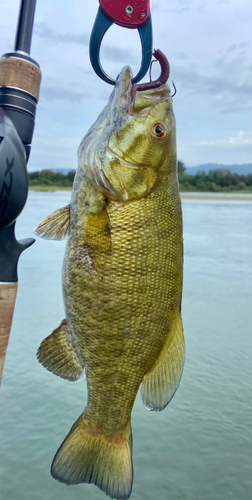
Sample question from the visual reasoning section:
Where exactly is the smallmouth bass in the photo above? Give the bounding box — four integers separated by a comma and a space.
35, 50, 185, 500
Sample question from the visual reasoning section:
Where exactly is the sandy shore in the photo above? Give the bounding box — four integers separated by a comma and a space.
180, 193, 252, 201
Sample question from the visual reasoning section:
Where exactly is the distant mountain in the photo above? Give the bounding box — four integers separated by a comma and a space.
186, 163, 252, 175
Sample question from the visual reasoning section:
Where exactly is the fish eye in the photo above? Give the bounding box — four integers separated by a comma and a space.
152, 123, 166, 138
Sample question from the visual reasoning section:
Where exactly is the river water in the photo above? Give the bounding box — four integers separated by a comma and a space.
1, 191, 251, 500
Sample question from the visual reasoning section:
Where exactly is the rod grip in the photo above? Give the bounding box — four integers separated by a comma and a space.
0, 53, 42, 158
0, 57, 41, 100
0, 282, 18, 387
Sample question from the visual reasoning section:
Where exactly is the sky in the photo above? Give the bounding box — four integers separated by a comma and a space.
1, 0, 252, 170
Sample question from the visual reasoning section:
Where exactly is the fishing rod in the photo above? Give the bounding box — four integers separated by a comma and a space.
0, 0, 41, 387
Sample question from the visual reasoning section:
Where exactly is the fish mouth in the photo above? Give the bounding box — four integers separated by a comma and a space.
115, 66, 133, 94
113, 65, 133, 115
114, 49, 170, 116
129, 49, 170, 115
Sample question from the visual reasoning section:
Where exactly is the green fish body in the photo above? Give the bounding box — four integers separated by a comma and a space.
35, 65, 185, 500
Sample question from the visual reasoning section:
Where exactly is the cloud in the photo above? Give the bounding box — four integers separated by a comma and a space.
239, 42, 250, 49
34, 129, 80, 150
175, 52, 189, 60
34, 22, 89, 45
192, 131, 252, 148
226, 44, 237, 54
101, 46, 138, 64
172, 44, 252, 113
154, 0, 192, 14
40, 85, 92, 102
178, 130, 252, 166
34, 22, 137, 67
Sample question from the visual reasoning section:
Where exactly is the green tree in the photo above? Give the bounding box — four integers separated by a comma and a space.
28, 167, 252, 192
178, 160, 186, 174
177, 160, 186, 183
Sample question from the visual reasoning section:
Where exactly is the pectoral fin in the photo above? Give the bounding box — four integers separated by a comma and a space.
34, 205, 70, 240
141, 315, 185, 411
37, 320, 84, 382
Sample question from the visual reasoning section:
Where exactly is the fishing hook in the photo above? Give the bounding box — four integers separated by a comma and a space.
171, 81, 177, 97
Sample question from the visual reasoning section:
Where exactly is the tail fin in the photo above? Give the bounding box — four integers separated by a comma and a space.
51, 414, 133, 500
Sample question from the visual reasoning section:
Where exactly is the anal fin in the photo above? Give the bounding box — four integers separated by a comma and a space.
37, 320, 84, 382
34, 205, 70, 240
141, 314, 185, 411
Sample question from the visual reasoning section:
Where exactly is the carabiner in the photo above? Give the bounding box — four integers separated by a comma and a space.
89, 0, 153, 85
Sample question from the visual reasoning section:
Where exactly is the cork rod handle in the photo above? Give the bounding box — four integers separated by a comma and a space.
0, 283, 18, 387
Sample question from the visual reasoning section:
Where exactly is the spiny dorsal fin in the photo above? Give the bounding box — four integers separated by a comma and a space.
34, 205, 70, 240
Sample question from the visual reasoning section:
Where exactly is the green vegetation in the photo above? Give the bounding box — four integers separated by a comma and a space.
28, 165, 252, 193
28, 169, 75, 190
178, 161, 252, 192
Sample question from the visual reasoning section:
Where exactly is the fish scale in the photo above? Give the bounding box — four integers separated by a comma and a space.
34, 66, 185, 499
62, 173, 182, 433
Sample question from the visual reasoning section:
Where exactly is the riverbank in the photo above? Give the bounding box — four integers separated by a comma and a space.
180, 193, 252, 201
29, 185, 72, 191
28, 186, 252, 200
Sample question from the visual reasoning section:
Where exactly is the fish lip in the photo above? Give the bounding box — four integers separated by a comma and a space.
114, 66, 133, 114
115, 66, 133, 91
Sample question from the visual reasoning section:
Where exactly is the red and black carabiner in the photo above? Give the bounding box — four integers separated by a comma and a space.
89, 0, 153, 85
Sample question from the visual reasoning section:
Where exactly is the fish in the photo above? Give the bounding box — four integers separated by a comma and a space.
34, 49, 185, 500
